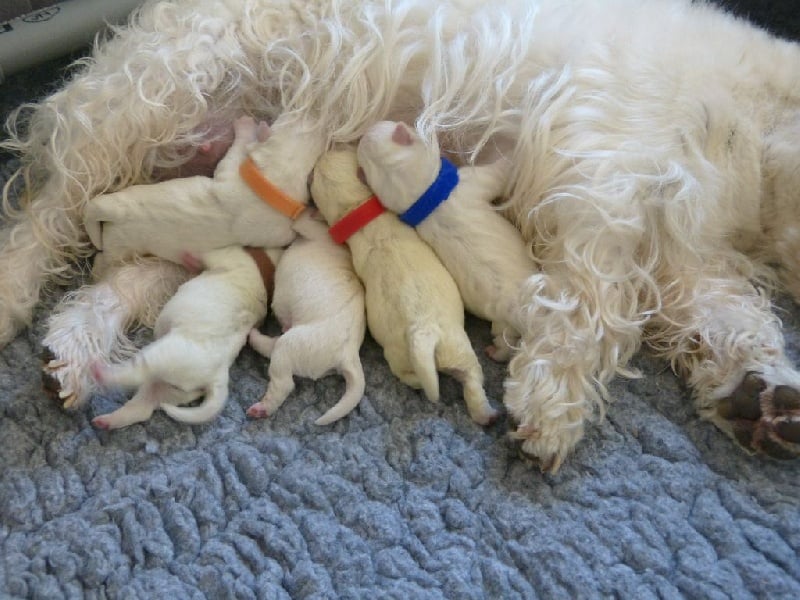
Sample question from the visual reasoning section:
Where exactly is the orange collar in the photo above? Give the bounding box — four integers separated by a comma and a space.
239, 156, 307, 220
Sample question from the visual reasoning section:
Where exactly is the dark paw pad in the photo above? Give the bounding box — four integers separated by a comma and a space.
717, 372, 800, 460
40, 346, 63, 401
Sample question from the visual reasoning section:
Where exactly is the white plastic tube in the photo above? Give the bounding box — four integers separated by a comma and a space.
0, 0, 143, 82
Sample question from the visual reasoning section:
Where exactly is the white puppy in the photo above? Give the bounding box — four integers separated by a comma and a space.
91, 245, 281, 429
247, 212, 367, 425
358, 120, 537, 361
84, 115, 302, 273
42, 113, 319, 409
311, 147, 499, 425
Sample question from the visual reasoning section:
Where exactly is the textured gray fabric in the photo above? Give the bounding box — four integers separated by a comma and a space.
2, 23, 800, 600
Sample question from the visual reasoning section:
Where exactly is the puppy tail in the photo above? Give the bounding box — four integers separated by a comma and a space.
410, 329, 440, 403
161, 375, 228, 425
315, 358, 366, 426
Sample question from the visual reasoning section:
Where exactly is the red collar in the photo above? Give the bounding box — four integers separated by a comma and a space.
328, 196, 385, 244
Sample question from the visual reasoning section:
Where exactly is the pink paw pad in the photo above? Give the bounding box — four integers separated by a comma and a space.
92, 416, 110, 430
246, 403, 269, 419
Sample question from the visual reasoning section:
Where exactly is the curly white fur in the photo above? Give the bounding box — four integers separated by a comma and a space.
3, 0, 800, 468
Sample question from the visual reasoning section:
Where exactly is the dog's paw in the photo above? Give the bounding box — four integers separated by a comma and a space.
40, 346, 92, 409
485, 344, 511, 362
246, 402, 270, 419
470, 404, 502, 427
91, 415, 112, 430
508, 423, 579, 473
716, 372, 800, 460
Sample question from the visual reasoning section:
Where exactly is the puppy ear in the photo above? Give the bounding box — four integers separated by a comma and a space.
391, 122, 413, 146
256, 121, 272, 143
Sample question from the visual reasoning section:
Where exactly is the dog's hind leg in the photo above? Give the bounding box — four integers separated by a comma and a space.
248, 329, 278, 358
42, 258, 188, 409
648, 261, 800, 460
438, 330, 500, 426
91, 381, 163, 430
246, 333, 298, 419
0, 178, 87, 348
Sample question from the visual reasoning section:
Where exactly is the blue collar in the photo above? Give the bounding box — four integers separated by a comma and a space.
399, 157, 459, 226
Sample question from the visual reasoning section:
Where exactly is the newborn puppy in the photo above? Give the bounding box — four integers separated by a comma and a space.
91, 246, 281, 429
358, 121, 538, 361
312, 147, 498, 425
84, 114, 310, 272
247, 212, 367, 425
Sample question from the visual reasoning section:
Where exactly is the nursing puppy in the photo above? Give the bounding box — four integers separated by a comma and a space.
358, 120, 537, 362
311, 147, 498, 426
247, 212, 367, 425
91, 245, 280, 429
84, 114, 298, 275
42, 113, 318, 409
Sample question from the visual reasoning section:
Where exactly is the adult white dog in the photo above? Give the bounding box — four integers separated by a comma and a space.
2, 0, 800, 469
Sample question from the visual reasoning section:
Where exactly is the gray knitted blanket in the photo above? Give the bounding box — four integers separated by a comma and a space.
2, 9, 800, 597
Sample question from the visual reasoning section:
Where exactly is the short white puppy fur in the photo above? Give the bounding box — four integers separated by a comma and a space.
42, 113, 319, 409
358, 120, 536, 362
247, 212, 367, 425
311, 147, 499, 426
5, 0, 800, 469
84, 115, 292, 272
91, 245, 281, 429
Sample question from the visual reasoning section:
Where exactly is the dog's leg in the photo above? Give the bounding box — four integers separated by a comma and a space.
504, 200, 649, 471
0, 179, 86, 347
648, 265, 800, 460
438, 331, 500, 426
91, 381, 163, 430
248, 329, 278, 358
381, 343, 425, 391
42, 258, 188, 408
247, 334, 298, 419
486, 320, 515, 362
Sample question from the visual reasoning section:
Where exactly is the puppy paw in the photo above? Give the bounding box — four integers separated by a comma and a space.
716, 372, 800, 460
485, 344, 511, 362
513, 431, 568, 474
91, 415, 112, 430
470, 404, 502, 427
246, 402, 270, 419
